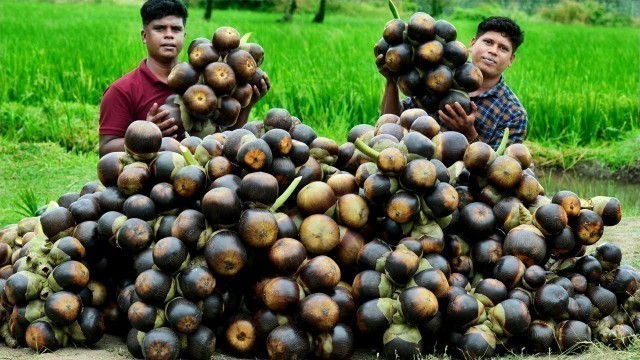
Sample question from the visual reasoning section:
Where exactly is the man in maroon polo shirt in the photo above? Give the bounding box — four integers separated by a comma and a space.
98, 0, 268, 156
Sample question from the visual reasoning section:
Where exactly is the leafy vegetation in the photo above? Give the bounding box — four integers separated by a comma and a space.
0, 1, 637, 149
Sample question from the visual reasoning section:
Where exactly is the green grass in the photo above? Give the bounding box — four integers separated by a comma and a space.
0, 1, 637, 148
0, 137, 98, 226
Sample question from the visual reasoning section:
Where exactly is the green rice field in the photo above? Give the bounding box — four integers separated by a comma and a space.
0, 1, 637, 149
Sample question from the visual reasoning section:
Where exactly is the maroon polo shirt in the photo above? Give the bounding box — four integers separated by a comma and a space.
99, 59, 175, 137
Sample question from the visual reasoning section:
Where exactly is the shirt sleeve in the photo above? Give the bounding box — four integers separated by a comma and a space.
488, 107, 528, 149
99, 85, 134, 138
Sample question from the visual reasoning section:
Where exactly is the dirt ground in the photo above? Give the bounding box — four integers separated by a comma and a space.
1, 217, 639, 360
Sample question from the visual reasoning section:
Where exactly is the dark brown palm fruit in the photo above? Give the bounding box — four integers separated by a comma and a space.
385, 248, 420, 286
377, 147, 407, 174
309, 136, 340, 164
181, 135, 203, 154
439, 90, 471, 118
396, 69, 424, 98
44, 291, 82, 326
151, 151, 186, 184
298, 255, 341, 294
601, 267, 637, 302
548, 276, 575, 298
201, 187, 241, 227
290, 124, 318, 146
67, 197, 101, 223
463, 141, 495, 175
57, 192, 80, 208
502, 224, 547, 267
447, 293, 485, 330
230, 82, 253, 108
423, 254, 453, 281
264, 108, 293, 131
247, 66, 270, 89
128, 301, 165, 332
385, 43, 413, 73
454, 62, 483, 93
187, 37, 210, 55
355, 297, 395, 336
407, 11, 436, 43
594, 242, 622, 271
383, 323, 423, 360
225, 314, 257, 355
492, 255, 525, 290
534, 283, 569, 318
177, 265, 215, 301
236, 137, 273, 172
326, 173, 358, 197
435, 19, 457, 42
374, 112, 400, 129
398, 159, 436, 194
99, 186, 127, 213
335, 193, 369, 230
25, 321, 61, 352
374, 36, 389, 58
457, 325, 496, 360
508, 288, 533, 308
149, 182, 179, 213
505, 143, 533, 169
489, 298, 531, 337
432, 131, 468, 167
268, 238, 306, 276
135, 269, 175, 306
205, 155, 233, 182
122, 193, 156, 221
142, 327, 181, 360
221, 128, 254, 160
473, 278, 507, 308
459, 202, 496, 240
313, 322, 354, 359
515, 172, 543, 203
486, 155, 523, 191
442, 40, 469, 69
267, 324, 311, 360
551, 190, 581, 218
72, 306, 105, 345
298, 293, 340, 333
399, 131, 436, 159
194, 138, 223, 165
556, 320, 591, 353
425, 65, 452, 93
423, 181, 459, 218
239, 42, 264, 66
399, 286, 438, 325
173, 163, 207, 200
165, 297, 202, 335
410, 115, 440, 139
226, 49, 257, 83
239, 171, 279, 206
521, 265, 546, 290
410, 268, 450, 301
49, 236, 85, 266
414, 40, 444, 70
386, 191, 420, 224
171, 209, 208, 250
238, 208, 278, 248
398, 108, 428, 130
261, 128, 293, 157
40, 206, 76, 241
116, 218, 154, 253
572, 209, 604, 245
183, 84, 217, 117
299, 214, 341, 255
587, 285, 617, 319
168, 62, 200, 95
184, 325, 217, 360
352, 270, 394, 304
526, 320, 556, 354
153, 236, 189, 274
296, 181, 336, 216
212, 26, 240, 53
262, 277, 304, 312
575, 255, 602, 283
189, 42, 219, 71
382, 18, 405, 45
288, 139, 310, 168
531, 203, 568, 237
369, 133, 400, 151
48, 260, 90, 293
347, 123, 374, 144
591, 196, 622, 226
203, 61, 236, 96
123, 120, 163, 160
203, 230, 247, 277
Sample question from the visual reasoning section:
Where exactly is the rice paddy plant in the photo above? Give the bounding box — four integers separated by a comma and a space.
0, 1, 637, 145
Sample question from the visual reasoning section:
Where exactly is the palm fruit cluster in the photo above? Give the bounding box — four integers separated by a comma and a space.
1, 105, 638, 360
375, 8, 483, 115
163, 26, 269, 138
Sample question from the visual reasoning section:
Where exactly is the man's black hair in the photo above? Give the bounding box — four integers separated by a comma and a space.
476, 16, 524, 53
141, 0, 188, 27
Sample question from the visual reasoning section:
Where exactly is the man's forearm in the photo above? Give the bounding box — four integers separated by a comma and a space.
99, 137, 125, 157
380, 80, 402, 116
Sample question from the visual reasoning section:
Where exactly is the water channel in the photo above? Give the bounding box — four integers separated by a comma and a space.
535, 168, 640, 217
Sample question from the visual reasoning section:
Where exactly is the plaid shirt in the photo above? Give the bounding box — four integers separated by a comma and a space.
402, 77, 527, 150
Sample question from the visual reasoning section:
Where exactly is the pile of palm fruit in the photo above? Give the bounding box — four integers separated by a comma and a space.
0, 104, 637, 360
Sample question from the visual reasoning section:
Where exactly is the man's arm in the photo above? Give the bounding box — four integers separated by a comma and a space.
99, 135, 125, 157
376, 54, 402, 116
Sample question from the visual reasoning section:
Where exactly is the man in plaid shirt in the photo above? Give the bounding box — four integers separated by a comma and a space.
378, 17, 527, 150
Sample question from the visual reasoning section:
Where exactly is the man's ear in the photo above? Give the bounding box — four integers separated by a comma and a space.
141, 29, 146, 44
469, 37, 476, 48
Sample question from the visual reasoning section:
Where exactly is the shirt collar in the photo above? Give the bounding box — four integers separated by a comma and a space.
473, 76, 506, 99
140, 59, 167, 85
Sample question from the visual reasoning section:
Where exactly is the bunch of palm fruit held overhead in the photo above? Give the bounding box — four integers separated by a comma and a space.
0, 9, 638, 360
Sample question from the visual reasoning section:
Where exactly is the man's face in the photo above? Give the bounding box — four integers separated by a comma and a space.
141, 15, 185, 63
469, 31, 515, 80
